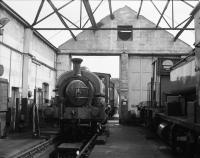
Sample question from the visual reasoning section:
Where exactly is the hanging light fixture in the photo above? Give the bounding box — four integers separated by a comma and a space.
0, 17, 10, 35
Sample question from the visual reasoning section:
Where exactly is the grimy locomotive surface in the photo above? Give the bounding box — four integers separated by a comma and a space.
56, 58, 108, 135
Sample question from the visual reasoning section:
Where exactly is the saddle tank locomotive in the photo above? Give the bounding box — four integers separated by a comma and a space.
56, 58, 108, 135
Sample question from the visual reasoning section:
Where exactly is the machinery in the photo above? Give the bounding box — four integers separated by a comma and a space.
139, 55, 200, 157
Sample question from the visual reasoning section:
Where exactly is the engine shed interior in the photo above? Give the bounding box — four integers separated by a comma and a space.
1, 0, 200, 158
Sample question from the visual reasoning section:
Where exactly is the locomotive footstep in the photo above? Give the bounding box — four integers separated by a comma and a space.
52, 143, 83, 158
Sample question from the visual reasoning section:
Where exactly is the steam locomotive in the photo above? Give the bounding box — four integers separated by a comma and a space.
56, 58, 109, 135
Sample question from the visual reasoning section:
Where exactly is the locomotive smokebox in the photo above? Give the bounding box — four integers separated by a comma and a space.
72, 58, 83, 76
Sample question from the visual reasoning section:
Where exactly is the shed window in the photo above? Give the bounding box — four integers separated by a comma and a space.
117, 25, 133, 41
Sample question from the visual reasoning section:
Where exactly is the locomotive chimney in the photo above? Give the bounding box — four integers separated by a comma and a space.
72, 58, 83, 76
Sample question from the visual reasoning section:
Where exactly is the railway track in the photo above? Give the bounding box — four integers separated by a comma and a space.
50, 133, 98, 158
7, 132, 101, 158
8, 137, 55, 158
76, 133, 97, 158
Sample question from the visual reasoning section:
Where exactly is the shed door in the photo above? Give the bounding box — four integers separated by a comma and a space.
11, 87, 20, 131
128, 56, 152, 110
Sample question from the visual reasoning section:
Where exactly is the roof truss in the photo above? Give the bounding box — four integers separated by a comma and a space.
108, 0, 114, 19
82, 0, 97, 28
156, 0, 170, 28
32, 0, 74, 27
47, 0, 77, 41
32, 0, 45, 26
82, 0, 104, 28
151, 0, 171, 28
137, 0, 143, 19
1, 0, 199, 45
174, 15, 194, 41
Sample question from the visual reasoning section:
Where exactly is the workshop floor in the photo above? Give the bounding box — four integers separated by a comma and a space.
90, 120, 176, 158
0, 132, 46, 158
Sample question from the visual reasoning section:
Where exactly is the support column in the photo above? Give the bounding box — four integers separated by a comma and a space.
119, 52, 129, 123
22, 28, 33, 98
21, 28, 33, 124
195, 47, 200, 123
194, 8, 200, 123
56, 54, 71, 80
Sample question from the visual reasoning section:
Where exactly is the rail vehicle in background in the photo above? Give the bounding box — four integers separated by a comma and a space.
94, 73, 119, 118
138, 55, 200, 157
93, 72, 111, 116
109, 81, 119, 118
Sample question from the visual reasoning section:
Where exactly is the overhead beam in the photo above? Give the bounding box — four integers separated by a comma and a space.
83, 0, 97, 28
156, 0, 170, 28
108, 0, 114, 19
32, 0, 45, 26
35, 27, 194, 31
47, 0, 77, 41
137, 0, 143, 19
174, 15, 194, 41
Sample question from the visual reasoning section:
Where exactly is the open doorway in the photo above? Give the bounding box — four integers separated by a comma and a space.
11, 87, 20, 131
72, 55, 120, 122
72, 56, 119, 78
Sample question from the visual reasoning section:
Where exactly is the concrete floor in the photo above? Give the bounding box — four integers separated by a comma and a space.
90, 120, 176, 158
0, 133, 46, 158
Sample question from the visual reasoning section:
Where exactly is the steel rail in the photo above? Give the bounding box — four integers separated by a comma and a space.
8, 137, 54, 158
76, 133, 97, 158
